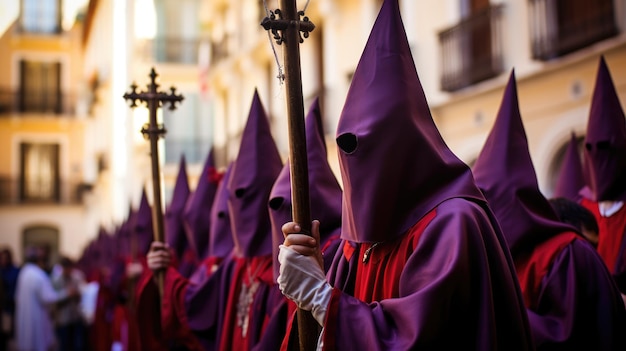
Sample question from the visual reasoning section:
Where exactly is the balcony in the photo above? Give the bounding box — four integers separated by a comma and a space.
0, 178, 90, 206
147, 37, 200, 64
0, 90, 76, 115
439, 4, 505, 92
529, 0, 618, 61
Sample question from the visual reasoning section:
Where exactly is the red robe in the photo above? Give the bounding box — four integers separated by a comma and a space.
218, 256, 274, 351
135, 255, 278, 351
581, 198, 626, 292
90, 281, 114, 351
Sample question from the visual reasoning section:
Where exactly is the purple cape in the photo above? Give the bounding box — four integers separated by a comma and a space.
208, 162, 235, 258
580, 56, 626, 201
553, 132, 585, 201
183, 149, 220, 260
525, 238, 626, 350
227, 90, 282, 258
269, 98, 342, 280
335, 0, 484, 244
165, 155, 192, 260
473, 71, 578, 257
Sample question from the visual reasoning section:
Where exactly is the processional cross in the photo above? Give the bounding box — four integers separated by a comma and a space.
123, 68, 184, 297
261, 2, 318, 350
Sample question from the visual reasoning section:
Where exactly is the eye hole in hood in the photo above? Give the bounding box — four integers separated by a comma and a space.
235, 188, 246, 198
269, 196, 285, 210
337, 133, 358, 154
597, 140, 611, 150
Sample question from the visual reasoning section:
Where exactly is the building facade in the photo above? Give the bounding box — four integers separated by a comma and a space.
0, 0, 99, 263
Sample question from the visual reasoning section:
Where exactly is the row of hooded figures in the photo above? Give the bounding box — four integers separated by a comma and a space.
67, 0, 626, 350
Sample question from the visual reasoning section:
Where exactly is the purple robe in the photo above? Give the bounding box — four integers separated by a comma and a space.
312, 0, 533, 349
324, 199, 531, 350
473, 71, 626, 350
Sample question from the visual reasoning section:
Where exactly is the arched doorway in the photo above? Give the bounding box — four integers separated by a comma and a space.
22, 225, 60, 271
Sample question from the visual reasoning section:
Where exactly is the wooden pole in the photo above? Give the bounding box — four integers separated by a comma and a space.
262, 2, 319, 350
123, 68, 184, 299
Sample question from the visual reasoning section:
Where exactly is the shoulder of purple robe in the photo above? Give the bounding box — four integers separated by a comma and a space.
185, 256, 237, 332
529, 239, 626, 350
324, 197, 533, 351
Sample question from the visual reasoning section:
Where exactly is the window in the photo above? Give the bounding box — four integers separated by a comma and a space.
21, 0, 61, 34
19, 60, 62, 113
163, 93, 213, 164
529, 0, 618, 60
20, 142, 60, 202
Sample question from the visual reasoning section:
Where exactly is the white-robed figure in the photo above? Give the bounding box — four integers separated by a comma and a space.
15, 247, 75, 351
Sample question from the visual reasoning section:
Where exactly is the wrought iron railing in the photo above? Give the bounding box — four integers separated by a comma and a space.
0, 90, 76, 115
439, 4, 505, 92
0, 177, 89, 205
529, 0, 618, 60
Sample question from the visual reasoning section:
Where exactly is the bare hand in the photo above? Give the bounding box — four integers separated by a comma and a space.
147, 241, 171, 272
282, 220, 323, 268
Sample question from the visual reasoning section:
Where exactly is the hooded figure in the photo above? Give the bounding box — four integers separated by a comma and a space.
138, 91, 284, 351
207, 162, 235, 260
183, 149, 221, 261
165, 155, 197, 278
553, 132, 586, 201
579, 57, 626, 293
276, 1, 533, 349
473, 71, 626, 350
269, 98, 342, 281
134, 189, 154, 257
258, 98, 343, 350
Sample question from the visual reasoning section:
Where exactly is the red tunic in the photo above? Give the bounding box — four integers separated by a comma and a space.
219, 256, 274, 351
581, 198, 626, 273
514, 232, 578, 310
90, 285, 114, 351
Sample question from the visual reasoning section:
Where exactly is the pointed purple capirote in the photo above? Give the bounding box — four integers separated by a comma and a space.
473, 71, 577, 256
208, 162, 234, 258
182, 149, 220, 260
134, 188, 154, 256
581, 57, 626, 201
335, 0, 482, 243
117, 206, 135, 258
165, 155, 191, 260
227, 90, 282, 257
554, 132, 586, 201
269, 98, 342, 279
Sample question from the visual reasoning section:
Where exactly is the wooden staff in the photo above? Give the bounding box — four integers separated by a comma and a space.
123, 68, 184, 298
261, 2, 319, 350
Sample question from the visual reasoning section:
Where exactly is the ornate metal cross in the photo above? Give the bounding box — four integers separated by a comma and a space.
123, 67, 183, 297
